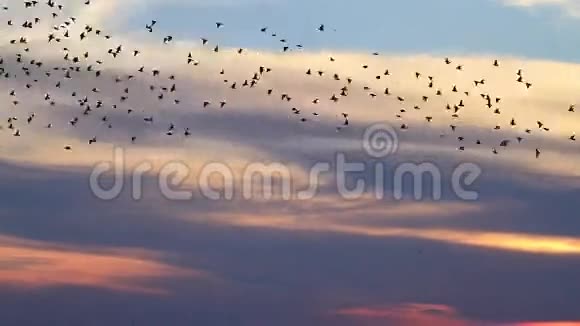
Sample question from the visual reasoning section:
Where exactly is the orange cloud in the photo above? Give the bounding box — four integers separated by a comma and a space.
0, 235, 202, 295
334, 303, 471, 326
335, 226, 580, 256
200, 197, 580, 256
513, 322, 580, 326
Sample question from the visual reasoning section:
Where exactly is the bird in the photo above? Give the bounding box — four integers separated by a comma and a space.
0, 4, 558, 171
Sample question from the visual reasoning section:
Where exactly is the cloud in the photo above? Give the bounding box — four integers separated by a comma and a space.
205, 205, 580, 256
514, 322, 580, 326
1, 34, 579, 179
1, 160, 580, 324
499, 0, 580, 17
2, 11, 580, 257
334, 303, 472, 326
1, 3, 580, 324
0, 235, 202, 294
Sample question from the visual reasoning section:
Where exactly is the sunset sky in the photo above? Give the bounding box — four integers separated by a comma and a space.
0, 0, 579, 325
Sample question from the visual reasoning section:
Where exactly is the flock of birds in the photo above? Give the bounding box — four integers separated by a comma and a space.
0, 0, 577, 160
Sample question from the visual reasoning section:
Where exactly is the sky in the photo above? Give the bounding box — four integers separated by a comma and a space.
120, 0, 580, 61
0, 0, 580, 325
